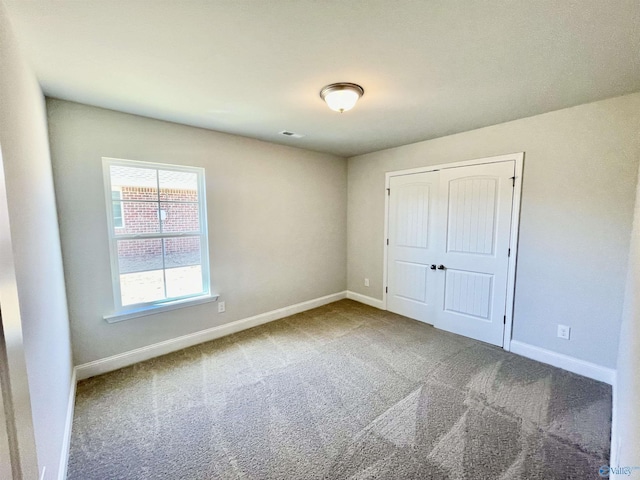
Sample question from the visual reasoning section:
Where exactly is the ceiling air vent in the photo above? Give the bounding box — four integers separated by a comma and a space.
279, 130, 304, 138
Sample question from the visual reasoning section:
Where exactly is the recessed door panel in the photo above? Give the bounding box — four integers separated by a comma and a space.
444, 269, 493, 320
395, 261, 429, 302
447, 177, 497, 256
396, 184, 430, 248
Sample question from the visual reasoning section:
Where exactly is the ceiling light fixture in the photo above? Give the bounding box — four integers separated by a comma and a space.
320, 82, 364, 113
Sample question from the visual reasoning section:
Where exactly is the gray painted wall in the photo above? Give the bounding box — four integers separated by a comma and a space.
347, 93, 640, 369
47, 99, 347, 366
0, 3, 73, 479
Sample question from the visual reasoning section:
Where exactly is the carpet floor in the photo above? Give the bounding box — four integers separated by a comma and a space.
67, 299, 611, 479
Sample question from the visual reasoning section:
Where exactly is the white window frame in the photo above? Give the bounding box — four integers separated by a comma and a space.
102, 157, 214, 322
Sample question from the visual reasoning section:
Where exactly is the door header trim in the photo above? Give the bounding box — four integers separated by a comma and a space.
384, 152, 524, 182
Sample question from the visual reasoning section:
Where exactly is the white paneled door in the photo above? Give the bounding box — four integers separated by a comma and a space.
435, 161, 514, 345
387, 160, 516, 346
387, 171, 440, 323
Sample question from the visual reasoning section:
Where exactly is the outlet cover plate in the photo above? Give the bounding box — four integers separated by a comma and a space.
557, 324, 571, 340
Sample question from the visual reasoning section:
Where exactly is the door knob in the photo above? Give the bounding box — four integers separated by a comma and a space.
438, 265, 446, 270
430, 264, 436, 270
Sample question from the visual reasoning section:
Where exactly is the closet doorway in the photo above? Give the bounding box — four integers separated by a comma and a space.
384, 153, 523, 348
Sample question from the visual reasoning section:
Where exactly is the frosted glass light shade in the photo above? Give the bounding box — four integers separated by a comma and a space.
320, 83, 364, 113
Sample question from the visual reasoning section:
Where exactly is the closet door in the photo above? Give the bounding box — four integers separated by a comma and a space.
433, 161, 514, 346
386, 171, 440, 324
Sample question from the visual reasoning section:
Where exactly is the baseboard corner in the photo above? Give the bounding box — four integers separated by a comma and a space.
346, 291, 385, 310
509, 340, 616, 385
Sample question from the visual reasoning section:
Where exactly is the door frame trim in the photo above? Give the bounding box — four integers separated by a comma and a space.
382, 152, 524, 351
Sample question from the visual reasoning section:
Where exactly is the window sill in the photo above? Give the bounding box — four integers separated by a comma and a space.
104, 294, 219, 323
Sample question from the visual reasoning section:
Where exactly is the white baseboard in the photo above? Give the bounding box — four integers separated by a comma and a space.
346, 291, 385, 309
76, 291, 347, 381
510, 340, 616, 385
57, 367, 77, 480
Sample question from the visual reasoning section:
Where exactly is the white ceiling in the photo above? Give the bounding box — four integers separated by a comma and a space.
4, 0, 640, 157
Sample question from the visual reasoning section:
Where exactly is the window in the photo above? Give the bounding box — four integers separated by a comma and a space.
103, 158, 210, 315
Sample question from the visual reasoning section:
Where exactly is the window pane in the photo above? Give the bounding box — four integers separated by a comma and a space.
110, 165, 158, 192
164, 237, 203, 298
160, 202, 200, 233
117, 239, 165, 306
159, 170, 198, 202
164, 236, 201, 268
115, 201, 160, 235
117, 238, 163, 274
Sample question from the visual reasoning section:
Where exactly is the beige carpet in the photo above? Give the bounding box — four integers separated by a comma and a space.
68, 300, 611, 479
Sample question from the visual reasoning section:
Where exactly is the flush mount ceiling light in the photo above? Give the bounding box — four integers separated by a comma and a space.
320, 82, 364, 113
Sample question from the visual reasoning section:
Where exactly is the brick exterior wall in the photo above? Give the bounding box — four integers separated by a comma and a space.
116, 186, 200, 260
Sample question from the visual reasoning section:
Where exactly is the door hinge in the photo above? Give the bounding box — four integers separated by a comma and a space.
387, 188, 390, 196
508, 248, 511, 257
510, 176, 516, 187
386, 238, 389, 245
504, 315, 506, 324
385, 286, 388, 293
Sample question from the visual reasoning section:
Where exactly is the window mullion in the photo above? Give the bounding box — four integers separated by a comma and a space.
110, 232, 201, 241
115, 199, 199, 204
156, 169, 168, 300
161, 238, 168, 299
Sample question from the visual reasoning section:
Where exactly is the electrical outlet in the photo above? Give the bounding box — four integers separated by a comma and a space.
218, 301, 225, 313
364, 278, 370, 287
557, 324, 571, 340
